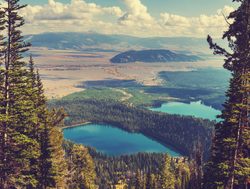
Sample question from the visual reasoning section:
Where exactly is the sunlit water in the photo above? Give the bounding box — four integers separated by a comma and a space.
149, 101, 220, 121
63, 124, 181, 156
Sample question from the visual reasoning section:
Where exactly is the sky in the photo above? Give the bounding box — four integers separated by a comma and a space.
22, 0, 235, 16
7, 0, 238, 38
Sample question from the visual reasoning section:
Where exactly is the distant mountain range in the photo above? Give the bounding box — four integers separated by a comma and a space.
110, 50, 202, 63
25, 32, 225, 54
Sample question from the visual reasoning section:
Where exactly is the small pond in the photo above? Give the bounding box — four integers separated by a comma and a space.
149, 101, 220, 121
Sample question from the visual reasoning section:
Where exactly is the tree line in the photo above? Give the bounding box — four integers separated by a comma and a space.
63, 140, 199, 189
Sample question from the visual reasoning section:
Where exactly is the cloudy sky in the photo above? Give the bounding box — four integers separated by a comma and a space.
9, 0, 238, 38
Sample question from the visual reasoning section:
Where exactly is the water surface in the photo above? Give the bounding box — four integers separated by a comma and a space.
149, 101, 220, 120
63, 124, 181, 156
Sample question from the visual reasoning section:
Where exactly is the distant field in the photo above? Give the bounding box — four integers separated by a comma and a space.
62, 88, 125, 102
64, 68, 230, 109
61, 87, 174, 107
28, 47, 227, 107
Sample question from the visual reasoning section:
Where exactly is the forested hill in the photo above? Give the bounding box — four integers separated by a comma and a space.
50, 99, 214, 158
110, 50, 202, 63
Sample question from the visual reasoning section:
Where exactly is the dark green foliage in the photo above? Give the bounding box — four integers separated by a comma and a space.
160, 155, 175, 189
203, 1, 250, 188
63, 141, 98, 189
81, 147, 193, 189
0, 0, 39, 187
50, 99, 214, 158
0, 1, 68, 188
65, 143, 96, 189
87, 147, 166, 188
0, 5, 7, 189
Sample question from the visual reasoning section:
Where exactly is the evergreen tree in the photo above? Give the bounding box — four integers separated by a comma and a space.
203, 0, 250, 188
67, 144, 96, 189
0, 5, 7, 189
35, 72, 67, 188
38, 118, 55, 189
146, 173, 159, 189
160, 155, 175, 189
28, 57, 67, 189
174, 159, 191, 189
135, 170, 146, 189
0, 0, 40, 187
49, 116, 67, 188
32, 70, 55, 189
0, 1, 68, 188
189, 142, 203, 189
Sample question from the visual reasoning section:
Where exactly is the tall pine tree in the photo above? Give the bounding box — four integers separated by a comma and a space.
0, 0, 40, 187
0, 4, 6, 189
30, 63, 67, 188
0, 1, 67, 188
66, 144, 96, 189
203, 0, 250, 188
160, 155, 175, 189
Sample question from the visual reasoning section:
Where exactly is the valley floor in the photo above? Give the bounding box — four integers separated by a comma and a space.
30, 48, 223, 98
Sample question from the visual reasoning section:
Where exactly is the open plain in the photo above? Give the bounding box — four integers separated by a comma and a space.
30, 48, 223, 98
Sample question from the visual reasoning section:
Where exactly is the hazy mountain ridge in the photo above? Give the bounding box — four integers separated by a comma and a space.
25, 32, 223, 54
110, 49, 202, 63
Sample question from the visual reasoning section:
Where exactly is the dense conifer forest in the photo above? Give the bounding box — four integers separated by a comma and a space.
64, 140, 201, 189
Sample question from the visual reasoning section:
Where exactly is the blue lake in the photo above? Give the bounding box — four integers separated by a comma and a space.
63, 124, 181, 156
149, 101, 221, 121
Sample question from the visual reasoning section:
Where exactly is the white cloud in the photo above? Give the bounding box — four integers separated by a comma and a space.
0, 0, 234, 38
160, 13, 190, 27
20, 0, 123, 21
159, 5, 234, 37
119, 0, 153, 23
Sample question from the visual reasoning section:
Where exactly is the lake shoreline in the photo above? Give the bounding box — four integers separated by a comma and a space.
62, 122, 92, 129
149, 100, 220, 121
63, 123, 181, 157
62, 121, 185, 156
